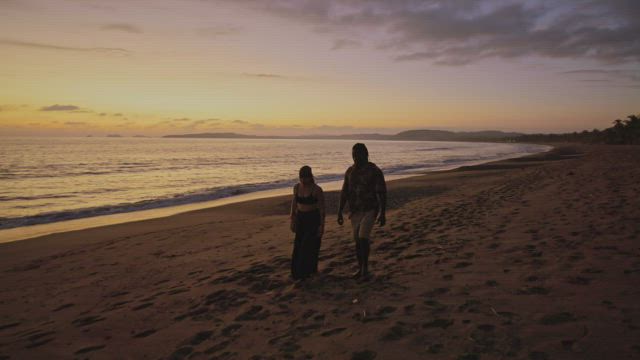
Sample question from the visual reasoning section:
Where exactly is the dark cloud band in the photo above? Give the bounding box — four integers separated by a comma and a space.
223, 0, 640, 65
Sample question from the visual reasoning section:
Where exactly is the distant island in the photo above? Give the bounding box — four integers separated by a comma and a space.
164, 130, 523, 142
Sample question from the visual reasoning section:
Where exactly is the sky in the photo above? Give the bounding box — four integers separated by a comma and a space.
0, 0, 638, 136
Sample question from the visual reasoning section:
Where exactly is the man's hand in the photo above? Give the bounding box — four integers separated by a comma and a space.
317, 224, 325, 238
337, 212, 344, 225
290, 218, 296, 233
376, 212, 386, 227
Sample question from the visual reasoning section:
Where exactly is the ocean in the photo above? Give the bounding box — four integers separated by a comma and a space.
0, 137, 549, 230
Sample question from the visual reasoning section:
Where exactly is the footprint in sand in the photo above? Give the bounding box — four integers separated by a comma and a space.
220, 323, 242, 337
352, 350, 377, 360
188, 330, 214, 346
132, 329, 157, 338
423, 287, 450, 297
529, 351, 550, 360
485, 280, 499, 287
422, 318, 454, 329
203, 340, 231, 355
567, 276, 592, 285
539, 312, 577, 325
104, 290, 129, 298
321, 328, 346, 337
235, 305, 270, 321
205, 289, 248, 310
167, 288, 189, 296
74, 345, 105, 355
24, 330, 56, 349
72, 315, 105, 327
132, 302, 154, 311
174, 307, 209, 321
454, 261, 473, 268
169, 346, 193, 360
0, 322, 20, 331
457, 352, 481, 360
516, 286, 549, 295
53, 303, 74, 312
381, 322, 415, 341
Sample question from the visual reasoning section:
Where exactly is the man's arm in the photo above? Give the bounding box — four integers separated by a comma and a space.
290, 184, 298, 232
317, 186, 326, 236
337, 169, 349, 225
376, 191, 386, 226
375, 167, 387, 226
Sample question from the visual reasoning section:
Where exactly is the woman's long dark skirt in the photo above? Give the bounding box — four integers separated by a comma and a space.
291, 209, 321, 280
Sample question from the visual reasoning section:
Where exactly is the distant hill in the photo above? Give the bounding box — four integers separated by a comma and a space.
393, 130, 523, 141
163, 130, 524, 142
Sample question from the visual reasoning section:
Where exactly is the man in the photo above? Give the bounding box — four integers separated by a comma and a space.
338, 143, 387, 279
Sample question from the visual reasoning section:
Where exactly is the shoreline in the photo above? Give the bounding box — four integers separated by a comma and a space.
0, 144, 551, 244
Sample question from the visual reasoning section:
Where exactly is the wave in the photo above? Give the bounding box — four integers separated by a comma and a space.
0, 194, 75, 202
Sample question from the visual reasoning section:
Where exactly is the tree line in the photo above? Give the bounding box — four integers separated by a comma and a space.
514, 114, 640, 145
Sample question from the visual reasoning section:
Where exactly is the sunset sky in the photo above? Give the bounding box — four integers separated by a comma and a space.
1, 0, 638, 136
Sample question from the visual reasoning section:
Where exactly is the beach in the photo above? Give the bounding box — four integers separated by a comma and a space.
1, 144, 639, 359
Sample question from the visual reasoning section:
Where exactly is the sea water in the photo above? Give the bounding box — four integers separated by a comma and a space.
0, 137, 549, 230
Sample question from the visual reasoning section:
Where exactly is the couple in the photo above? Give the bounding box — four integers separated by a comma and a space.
289, 143, 387, 281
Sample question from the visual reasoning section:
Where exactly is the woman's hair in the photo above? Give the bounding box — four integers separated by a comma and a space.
299, 165, 315, 183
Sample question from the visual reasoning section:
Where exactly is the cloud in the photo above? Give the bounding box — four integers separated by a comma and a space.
232, 119, 249, 124
40, 104, 80, 111
0, 38, 131, 56
313, 125, 356, 132
561, 68, 640, 86
99, 112, 107, 116
191, 118, 221, 125
100, 23, 143, 34
65, 121, 86, 126
172, 117, 191, 122
221, 0, 640, 65
0, 104, 30, 112
242, 72, 287, 79
113, 113, 123, 117
197, 25, 241, 37
331, 38, 362, 50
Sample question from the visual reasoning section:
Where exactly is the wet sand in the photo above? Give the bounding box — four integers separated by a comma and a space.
1, 144, 639, 359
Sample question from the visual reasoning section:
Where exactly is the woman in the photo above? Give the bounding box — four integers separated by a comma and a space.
290, 165, 325, 280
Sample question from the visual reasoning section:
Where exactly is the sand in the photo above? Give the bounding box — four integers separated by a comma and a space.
1, 144, 639, 359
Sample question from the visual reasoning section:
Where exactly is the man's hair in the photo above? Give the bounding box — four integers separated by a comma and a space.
352, 143, 369, 158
